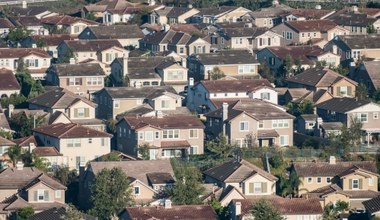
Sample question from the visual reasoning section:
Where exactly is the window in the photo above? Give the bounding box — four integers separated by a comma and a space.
143, 81, 150, 86
145, 131, 153, 141
190, 146, 198, 155
101, 138, 106, 147
269, 57, 275, 66
138, 132, 144, 140
189, 129, 198, 139
69, 77, 81, 86
67, 139, 81, 147
161, 100, 170, 109
253, 182, 262, 193
37, 190, 45, 201
327, 177, 331, 183
239, 121, 249, 131
25, 59, 38, 67
307, 177, 312, 183
280, 135, 289, 146
260, 92, 270, 100
55, 190, 61, 199
167, 71, 183, 80
179, 47, 184, 54
134, 186, 140, 195
272, 119, 289, 128
369, 178, 374, 186
88, 138, 92, 144
286, 32, 293, 40
374, 112, 378, 119
87, 77, 103, 86
77, 108, 85, 117
152, 81, 159, 86
355, 113, 368, 123
238, 65, 255, 74
317, 177, 322, 184
114, 100, 120, 109
352, 179, 359, 189
155, 131, 160, 139
258, 121, 264, 129
163, 130, 179, 139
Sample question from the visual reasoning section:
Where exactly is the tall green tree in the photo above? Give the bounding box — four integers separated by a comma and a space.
282, 54, 294, 78
206, 134, 236, 159
209, 67, 226, 80
138, 144, 150, 160
89, 167, 133, 219
251, 199, 285, 220
5, 145, 22, 167
323, 201, 349, 220
278, 170, 301, 197
298, 100, 314, 115
10, 113, 46, 138
15, 72, 45, 98
16, 206, 34, 220
6, 27, 30, 47
355, 83, 368, 100
53, 166, 77, 186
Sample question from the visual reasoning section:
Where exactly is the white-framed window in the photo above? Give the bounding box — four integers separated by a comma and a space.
69, 77, 81, 86
272, 119, 289, 128
352, 179, 359, 189
167, 71, 183, 80
258, 121, 264, 129
37, 189, 45, 201
190, 145, 198, 155
260, 92, 270, 100
87, 77, 103, 86
327, 177, 331, 183
253, 182, 262, 193
307, 177, 312, 183
374, 112, 378, 119
113, 100, 120, 109
145, 131, 153, 141
238, 65, 255, 74
239, 121, 249, 131
355, 113, 368, 123
101, 138, 107, 147
55, 190, 61, 199
286, 32, 293, 40
134, 186, 140, 195
163, 130, 179, 139
67, 139, 81, 147
77, 108, 85, 117
369, 178, 374, 186
189, 129, 198, 139
279, 135, 289, 146
138, 132, 144, 140
155, 131, 160, 139
161, 100, 170, 109
317, 177, 322, 184
88, 138, 92, 144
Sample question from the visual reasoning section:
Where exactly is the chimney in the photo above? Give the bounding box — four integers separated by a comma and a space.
8, 104, 14, 118
329, 156, 336, 164
22, 1, 27, 8
69, 58, 75, 64
156, 110, 163, 118
235, 201, 241, 216
29, 143, 36, 153
164, 199, 172, 209
123, 54, 129, 79
16, 161, 24, 170
222, 102, 228, 122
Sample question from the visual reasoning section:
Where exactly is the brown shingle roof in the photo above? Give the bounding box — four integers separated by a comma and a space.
41, 15, 98, 26
123, 115, 204, 130
265, 45, 327, 66
0, 137, 15, 146
285, 20, 338, 33
33, 147, 62, 156
28, 34, 76, 46
0, 18, 14, 29
121, 205, 218, 220
199, 79, 272, 93
84, 24, 144, 39
0, 68, 20, 91
316, 97, 372, 113
33, 123, 112, 138
289, 8, 335, 20
0, 48, 50, 59
293, 160, 377, 177
62, 39, 123, 52
146, 172, 175, 185
13, 136, 38, 147
51, 63, 106, 77
193, 50, 259, 65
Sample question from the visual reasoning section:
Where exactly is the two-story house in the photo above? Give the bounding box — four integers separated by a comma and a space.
350, 60, 380, 96
285, 8, 336, 21
46, 62, 106, 99
33, 123, 112, 170
287, 67, 357, 98
0, 48, 51, 80
187, 50, 260, 81
94, 86, 178, 120
271, 20, 349, 46
192, 6, 251, 24
186, 79, 277, 113
203, 159, 277, 206
78, 25, 144, 48
205, 99, 294, 147
247, 3, 293, 28
327, 10, 380, 35
79, 160, 175, 209
8, 16, 49, 36
294, 156, 380, 208
41, 15, 99, 35
150, 7, 199, 25
316, 97, 380, 145
116, 113, 204, 159
0, 165, 66, 218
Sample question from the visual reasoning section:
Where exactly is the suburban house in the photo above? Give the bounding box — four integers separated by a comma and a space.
46, 63, 106, 99
119, 204, 218, 220
203, 159, 277, 206
9, 3, 57, 19
324, 34, 380, 64
187, 79, 278, 113
0, 165, 67, 218
8, 16, 49, 36
187, 50, 260, 81
20, 34, 77, 58
256, 45, 340, 74
79, 160, 175, 209
149, 7, 200, 25
192, 6, 251, 24
205, 99, 294, 147
247, 4, 292, 28
78, 25, 144, 48
350, 60, 380, 96
363, 197, 380, 218
28, 87, 104, 131
0, 137, 16, 163
115, 113, 204, 159
285, 8, 336, 21
287, 67, 357, 98
327, 10, 380, 35
316, 97, 380, 145
41, 15, 99, 35
0, 18, 15, 38
271, 20, 349, 45
293, 156, 380, 208
296, 114, 318, 135
229, 197, 323, 220
0, 48, 51, 80
28, 207, 96, 220
33, 123, 112, 170
94, 86, 178, 120
0, 68, 20, 98
139, 29, 211, 56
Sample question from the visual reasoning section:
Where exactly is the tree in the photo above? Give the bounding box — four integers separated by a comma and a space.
168, 162, 205, 205
89, 167, 133, 219
84, 12, 97, 21
15, 71, 45, 98
323, 201, 349, 220
32, 154, 49, 171
259, 62, 274, 82
6, 27, 30, 47
282, 54, 294, 78
251, 199, 285, 220
100, 152, 122, 161
138, 144, 150, 160
330, 65, 348, 76
5, 145, 22, 166
36, 39, 47, 48
355, 83, 368, 100
209, 67, 226, 80
278, 169, 301, 197
0, 129, 13, 139
368, 24, 376, 34
53, 166, 77, 186
66, 204, 85, 220
298, 100, 314, 115
10, 113, 46, 138
16, 206, 35, 220
206, 134, 236, 159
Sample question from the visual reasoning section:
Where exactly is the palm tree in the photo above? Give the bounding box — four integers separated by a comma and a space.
5, 145, 22, 167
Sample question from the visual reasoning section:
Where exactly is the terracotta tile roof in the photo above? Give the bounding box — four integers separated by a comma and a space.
41, 15, 98, 26
121, 205, 218, 220
10, 5, 50, 17
293, 160, 377, 177
146, 172, 175, 185
170, 24, 203, 34
0, 68, 20, 91
1, 194, 66, 212
336, 34, 380, 50
123, 115, 204, 130
363, 196, 380, 213
204, 159, 277, 183
328, 12, 376, 27
89, 160, 174, 186
307, 183, 348, 197
343, 190, 380, 199
197, 6, 239, 16
33, 147, 62, 157
210, 98, 252, 109
98, 85, 177, 99
199, 79, 272, 93
13, 136, 38, 147
33, 123, 112, 138
285, 20, 338, 33
316, 97, 371, 113
249, 4, 292, 18
62, 39, 123, 52
0, 48, 50, 59
160, 140, 191, 149
237, 197, 322, 216
28, 34, 76, 46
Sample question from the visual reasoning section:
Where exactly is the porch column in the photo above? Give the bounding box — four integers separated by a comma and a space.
367, 132, 371, 147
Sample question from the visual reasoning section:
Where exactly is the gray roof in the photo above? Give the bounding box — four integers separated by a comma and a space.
300, 114, 317, 121
320, 122, 343, 130
316, 97, 371, 113
249, 4, 292, 18
193, 50, 259, 65
328, 12, 376, 27
223, 27, 268, 38
197, 6, 238, 17
88, 160, 175, 186
337, 34, 380, 50
357, 61, 380, 89
99, 86, 177, 99
84, 24, 144, 39
51, 63, 106, 77
166, 7, 192, 18
63, 39, 123, 52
